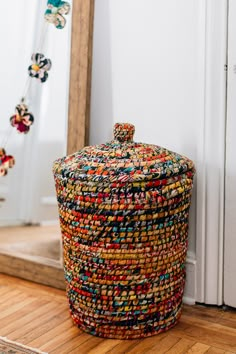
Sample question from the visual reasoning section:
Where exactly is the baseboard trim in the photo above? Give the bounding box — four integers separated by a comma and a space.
184, 254, 196, 305
183, 295, 196, 305
40, 196, 57, 206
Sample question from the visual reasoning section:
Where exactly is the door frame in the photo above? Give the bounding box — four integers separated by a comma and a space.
223, 0, 236, 308
195, 0, 228, 305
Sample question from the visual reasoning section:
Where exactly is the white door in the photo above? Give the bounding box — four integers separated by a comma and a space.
224, 0, 236, 307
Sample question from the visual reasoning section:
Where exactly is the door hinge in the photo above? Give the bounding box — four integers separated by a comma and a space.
224, 64, 228, 72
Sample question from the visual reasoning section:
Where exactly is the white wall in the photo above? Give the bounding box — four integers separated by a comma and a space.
90, 0, 203, 257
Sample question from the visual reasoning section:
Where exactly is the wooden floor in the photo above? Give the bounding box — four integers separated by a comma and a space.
0, 275, 235, 354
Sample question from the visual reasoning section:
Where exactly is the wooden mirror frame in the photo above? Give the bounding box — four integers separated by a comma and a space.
68, 0, 94, 155
0, 0, 95, 289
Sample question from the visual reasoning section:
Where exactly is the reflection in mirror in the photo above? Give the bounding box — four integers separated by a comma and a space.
0, 0, 72, 284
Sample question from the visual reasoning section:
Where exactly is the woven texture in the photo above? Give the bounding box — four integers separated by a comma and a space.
0, 336, 47, 354
53, 123, 195, 339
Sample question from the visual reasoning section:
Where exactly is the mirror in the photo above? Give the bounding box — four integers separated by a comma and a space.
0, 0, 94, 289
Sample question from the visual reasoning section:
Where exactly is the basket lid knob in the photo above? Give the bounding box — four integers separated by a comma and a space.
113, 123, 135, 142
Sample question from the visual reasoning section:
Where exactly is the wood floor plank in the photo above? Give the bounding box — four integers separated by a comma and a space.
183, 305, 225, 324
86, 339, 123, 354
0, 289, 22, 304
121, 333, 178, 354
0, 295, 35, 320
165, 337, 196, 353
27, 318, 78, 348
51, 332, 102, 354
145, 334, 180, 353
39, 326, 81, 352
0, 285, 14, 296
187, 342, 211, 353
171, 316, 236, 352
221, 310, 236, 321
1, 301, 60, 338
0, 297, 45, 328
22, 309, 69, 345
206, 347, 228, 353
106, 339, 141, 354
215, 318, 236, 330
123, 334, 166, 353
183, 305, 236, 333
68, 335, 104, 354
0, 291, 28, 309
10, 304, 70, 343
0, 299, 51, 336
180, 313, 236, 336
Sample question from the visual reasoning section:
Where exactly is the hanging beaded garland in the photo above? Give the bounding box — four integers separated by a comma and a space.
0, 1, 71, 178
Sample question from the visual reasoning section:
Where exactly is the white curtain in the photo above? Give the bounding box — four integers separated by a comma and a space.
0, 0, 71, 225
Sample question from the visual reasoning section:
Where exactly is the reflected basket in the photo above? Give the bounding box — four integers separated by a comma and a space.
53, 123, 195, 339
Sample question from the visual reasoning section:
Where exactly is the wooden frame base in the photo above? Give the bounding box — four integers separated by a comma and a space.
0, 253, 65, 289
67, 0, 95, 154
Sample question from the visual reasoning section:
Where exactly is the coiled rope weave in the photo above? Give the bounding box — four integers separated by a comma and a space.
53, 123, 195, 339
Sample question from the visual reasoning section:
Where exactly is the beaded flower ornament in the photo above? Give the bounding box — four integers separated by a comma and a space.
10, 103, 34, 134
28, 53, 52, 83
45, 0, 71, 29
0, 148, 15, 176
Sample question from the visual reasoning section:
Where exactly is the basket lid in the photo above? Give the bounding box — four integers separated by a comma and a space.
53, 123, 195, 183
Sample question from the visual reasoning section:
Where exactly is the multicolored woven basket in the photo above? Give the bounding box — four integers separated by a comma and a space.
53, 123, 195, 339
